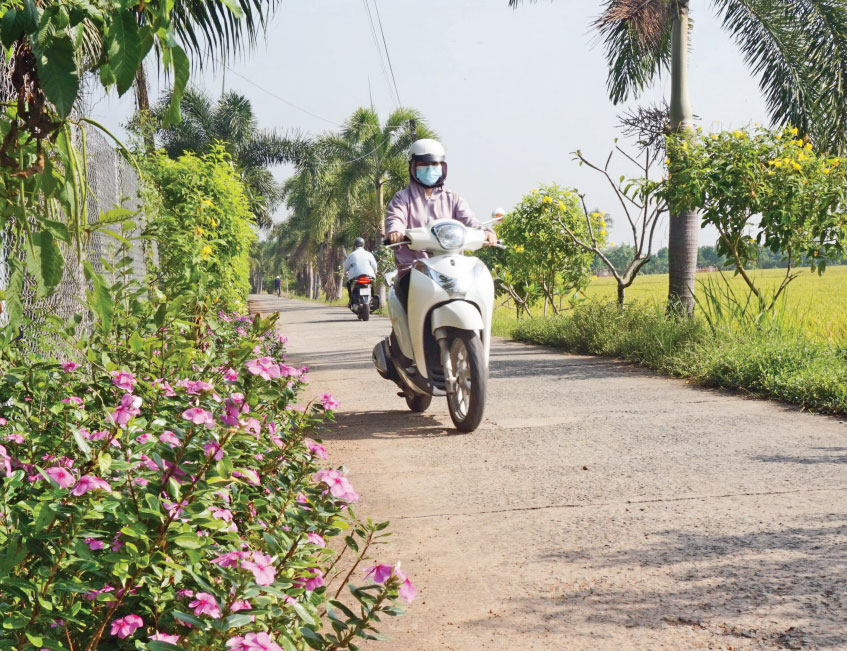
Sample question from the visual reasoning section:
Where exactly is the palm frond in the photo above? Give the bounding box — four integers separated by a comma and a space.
596, 0, 674, 104
712, 0, 847, 151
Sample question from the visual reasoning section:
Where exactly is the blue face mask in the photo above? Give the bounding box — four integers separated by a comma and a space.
416, 165, 442, 186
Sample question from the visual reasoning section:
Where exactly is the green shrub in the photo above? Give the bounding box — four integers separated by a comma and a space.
144, 146, 256, 312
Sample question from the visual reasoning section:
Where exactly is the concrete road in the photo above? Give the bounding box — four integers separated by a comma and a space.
250, 295, 847, 650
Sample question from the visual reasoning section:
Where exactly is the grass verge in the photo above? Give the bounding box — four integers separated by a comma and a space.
510, 301, 847, 416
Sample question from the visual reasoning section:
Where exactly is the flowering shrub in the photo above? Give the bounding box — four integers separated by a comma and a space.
486, 184, 604, 316
143, 146, 257, 312
0, 266, 414, 649
665, 126, 847, 309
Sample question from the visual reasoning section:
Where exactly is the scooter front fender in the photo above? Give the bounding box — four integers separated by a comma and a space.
431, 301, 484, 335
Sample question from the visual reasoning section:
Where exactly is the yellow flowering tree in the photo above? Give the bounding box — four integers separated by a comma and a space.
666, 126, 847, 310
145, 146, 257, 311
493, 185, 602, 316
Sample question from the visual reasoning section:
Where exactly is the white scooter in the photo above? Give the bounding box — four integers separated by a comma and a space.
372, 218, 498, 432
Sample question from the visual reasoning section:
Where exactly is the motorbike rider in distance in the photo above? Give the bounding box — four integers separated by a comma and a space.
386, 138, 497, 308
342, 237, 378, 305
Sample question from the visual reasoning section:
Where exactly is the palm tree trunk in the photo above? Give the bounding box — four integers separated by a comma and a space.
377, 180, 387, 308
134, 63, 155, 152
668, 2, 698, 316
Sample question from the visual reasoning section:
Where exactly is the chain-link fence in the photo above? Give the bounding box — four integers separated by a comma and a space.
0, 127, 151, 335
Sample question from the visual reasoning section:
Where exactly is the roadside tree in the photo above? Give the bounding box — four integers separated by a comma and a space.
665, 125, 847, 312
493, 185, 604, 316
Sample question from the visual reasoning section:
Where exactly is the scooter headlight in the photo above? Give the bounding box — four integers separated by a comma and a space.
432, 223, 465, 250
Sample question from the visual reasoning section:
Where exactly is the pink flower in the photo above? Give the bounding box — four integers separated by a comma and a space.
159, 431, 181, 447
61, 361, 78, 372
71, 475, 112, 496
182, 408, 214, 427
242, 552, 276, 586
179, 379, 214, 395
45, 466, 75, 489
110, 370, 137, 392
177, 589, 195, 598
153, 378, 175, 397
222, 367, 239, 382
210, 507, 233, 523
399, 577, 418, 603
305, 533, 326, 548
150, 632, 180, 643
241, 417, 261, 437
84, 537, 105, 550
189, 592, 221, 618
314, 469, 359, 502
319, 393, 340, 411
110, 614, 143, 639
5, 433, 24, 444
226, 632, 284, 651
233, 468, 260, 485
203, 441, 224, 460
245, 357, 281, 381
62, 396, 84, 406
0, 417, 6, 426
278, 364, 301, 379
133, 477, 150, 487
230, 599, 252, 612
0, 445, 13, 477
296, 568, 324, 591
305, 439, 328, 459
135, 433, 153, 444
210, 551, 247, 568
110, 394, 142, 427
364, 564, 394, 584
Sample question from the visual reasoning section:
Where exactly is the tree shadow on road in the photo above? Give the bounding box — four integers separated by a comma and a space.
323, 410, 463, 441
752, 448, 847, 465
465, 517, 847, 648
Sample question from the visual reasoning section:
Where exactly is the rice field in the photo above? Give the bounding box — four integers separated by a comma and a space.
493, 266, 847, 343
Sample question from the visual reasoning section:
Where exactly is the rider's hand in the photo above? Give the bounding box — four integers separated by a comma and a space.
388, 231, 404, 244
483, 230, 498, 246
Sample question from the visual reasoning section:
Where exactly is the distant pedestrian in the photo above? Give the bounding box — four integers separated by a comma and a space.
273, 275, 281, 297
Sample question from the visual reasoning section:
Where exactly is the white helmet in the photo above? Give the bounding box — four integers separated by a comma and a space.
491, 207, 506, 220
409, 138, 447, 187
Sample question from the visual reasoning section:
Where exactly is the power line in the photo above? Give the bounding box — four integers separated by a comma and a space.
371, 0, 402, 107
222, 63, 343, 127
359, 0, 400, 108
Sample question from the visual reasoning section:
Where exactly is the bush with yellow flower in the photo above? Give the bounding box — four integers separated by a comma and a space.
144, 145, 256, 311
485, 184, 606, 315
665, 125, 847, 301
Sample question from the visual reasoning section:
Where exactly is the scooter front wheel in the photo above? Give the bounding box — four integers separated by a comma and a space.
446, 330, 487, 432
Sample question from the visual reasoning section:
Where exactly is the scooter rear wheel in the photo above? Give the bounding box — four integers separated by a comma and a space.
405, 392, 432, 413
361, 302, 370, 321
446, 330, 487, 432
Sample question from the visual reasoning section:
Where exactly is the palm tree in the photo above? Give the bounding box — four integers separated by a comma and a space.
329, 107, 434, 240
153, 88, 308, 228
509, 0, 847, 314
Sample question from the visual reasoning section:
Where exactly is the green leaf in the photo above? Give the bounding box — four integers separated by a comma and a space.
220, 0, 244, 19
0, 538, 26, 578
27, 230, 64, 298
172, 533, 202, 549
3, 262, 24, 331
291, 601, 317, 627
106, 11, 140, 95
129, 330, 144, 353
84, 262, 114, 334
172, 610, 205, 629
1, 10, 24, 48
36, 34, 79, 118
72, 428, 92, 459
147, 642, 185, 651
224, 614, 254, 629
162, 46, 189, 127
298, 627, 326, 649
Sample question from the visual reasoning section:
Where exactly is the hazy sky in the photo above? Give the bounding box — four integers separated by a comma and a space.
90, 0, 772, 248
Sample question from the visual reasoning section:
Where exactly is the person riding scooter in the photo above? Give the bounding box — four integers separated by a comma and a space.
386, 139, 497, 307
342, 237, 378, 305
